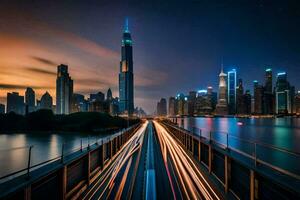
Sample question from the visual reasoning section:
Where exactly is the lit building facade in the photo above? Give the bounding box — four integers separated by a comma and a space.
227, 69, 237, 114
275, 72, 294, 114
236, 79, 244, 114
56, 64, 73, 114
168, 97, 176, 116
157, 98, 167, 116
263, 68, 274, 114
215, 68, 228, 115
119, 19, 134, 115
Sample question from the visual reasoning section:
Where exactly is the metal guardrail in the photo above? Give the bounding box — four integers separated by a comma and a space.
164, 120, 300, 181
0, 125, 138, 182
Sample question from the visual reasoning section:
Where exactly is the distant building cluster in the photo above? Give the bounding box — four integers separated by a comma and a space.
157, 67, 300, 117
1, 20, 147, 117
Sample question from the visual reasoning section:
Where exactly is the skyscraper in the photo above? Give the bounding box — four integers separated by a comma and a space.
263, 68, 274, 114
7, 92, 25, 115
215, 68, 228, 115
275, 72, 294, 114
157, 98, 167, 116
90, 92, 105, 102
119, 18, 134, 115
236, 79, 244, 115
25, 87, 35, 113
294, 91, 300, 114
254, 80, 264, 114
227, 69, 237, 114
40, 92, 53, 110
168, 97, 176, 116
56, 64, 73, 114
0, 104, 5, 114
188, 91, 197, 116
106, 88, 113, 101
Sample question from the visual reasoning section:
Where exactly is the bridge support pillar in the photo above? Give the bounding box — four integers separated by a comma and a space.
87, 152, 91, 186
198, 139, 201, 161
24, 185, 31, 200
224, 155, 231, 193
60, 166, 67, 200
208, 145, 212, 173
250, 170, 259, 200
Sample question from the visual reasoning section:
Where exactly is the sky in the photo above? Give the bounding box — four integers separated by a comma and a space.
0, 1, 300, 113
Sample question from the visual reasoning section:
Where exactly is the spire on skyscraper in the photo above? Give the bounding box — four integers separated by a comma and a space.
124, 17, 129, 33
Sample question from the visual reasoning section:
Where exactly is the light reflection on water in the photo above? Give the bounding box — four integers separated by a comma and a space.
177, 117, 300, 175
0, 132, 106, 179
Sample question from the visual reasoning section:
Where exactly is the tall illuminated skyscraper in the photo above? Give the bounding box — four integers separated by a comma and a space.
275, 72, 294, 114
215, 67, 228, 115
119, 18, 134, 115
263, 68, 274, 114
56, 64, 73, 114
227, 69, 237, 114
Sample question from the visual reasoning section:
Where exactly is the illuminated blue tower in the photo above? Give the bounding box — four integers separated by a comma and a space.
119, 18, 134, 115
227, 69, 237, 114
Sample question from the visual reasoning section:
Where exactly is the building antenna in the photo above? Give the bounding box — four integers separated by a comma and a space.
124, 17, 129, 32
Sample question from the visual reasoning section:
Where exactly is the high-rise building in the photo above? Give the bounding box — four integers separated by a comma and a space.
236, 79, 244, 114
119, 18, 134, 115
40, 92, 53, 110
254, 80, 264, 114
157, 98, 167, 116
168, 97, 176, 116
7, 92, 25, 115
0, 104, 5, 114
90, 92, 105, 102
25, 87, 35, 113
263, 68, 274, 114
294, 91, 300, 114
215, 68, 228, 115
227, 69, 237, 114
207, 86, 217, 111
275, 72, 294, 114
106, 88, 113, 101
71, 93, 87, 113
194, 90, 213, 115
188, 91, 197, 116
243, 90, 252, 114
56, 64, 73, 114
176, 93, 185, 116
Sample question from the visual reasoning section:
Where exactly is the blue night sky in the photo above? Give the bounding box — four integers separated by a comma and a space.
0, 1, 300, 113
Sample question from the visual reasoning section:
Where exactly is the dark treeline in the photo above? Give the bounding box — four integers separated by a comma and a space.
0, 110, 140, 132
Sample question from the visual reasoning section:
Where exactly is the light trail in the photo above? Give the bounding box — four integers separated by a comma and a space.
153, 121, 221, 200
82, 121, 148, 200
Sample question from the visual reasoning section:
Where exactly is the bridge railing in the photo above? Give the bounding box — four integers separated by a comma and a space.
0, 124, 140, 185
161, 120, 300, 200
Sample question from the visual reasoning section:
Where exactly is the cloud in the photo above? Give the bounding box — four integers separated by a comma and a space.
0, 84, 54, 90
25, 67, 56, 76
30, 56, 57, 66
75, 78, 111, 86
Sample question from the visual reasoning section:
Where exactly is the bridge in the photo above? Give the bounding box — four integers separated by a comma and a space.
0, 120, 299, 200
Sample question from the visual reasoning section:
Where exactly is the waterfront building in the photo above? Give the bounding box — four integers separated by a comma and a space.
56, 64, 73, 114
215, 68, 228, 115
254, 80, 264, 114
89, 101, 109, 113
40, 92, 53, 110
275, 72, 294, 114
176, 93, 185, 116
168, 97, 176, 116
294, 91, 300, 114
263, 68, 274, 114
0, 104, 5, 114
194, 90, 213, 115
243, 90, 252, 114
157, 98, 167, 116
119, 18, 134, 115
109, 98, 119, 116
188, 91, 197, 116
236, 79, 244, 115
183, 97, 189, 116
107, 88, 113, 101
7, 92, 25, 115
227, 69, 237, 114
71, 93, 86, 113
25, 87, 35, 113
90, 92, 105, 102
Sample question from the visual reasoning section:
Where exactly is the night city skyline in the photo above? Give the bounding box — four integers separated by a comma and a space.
1, 1, 300, 114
